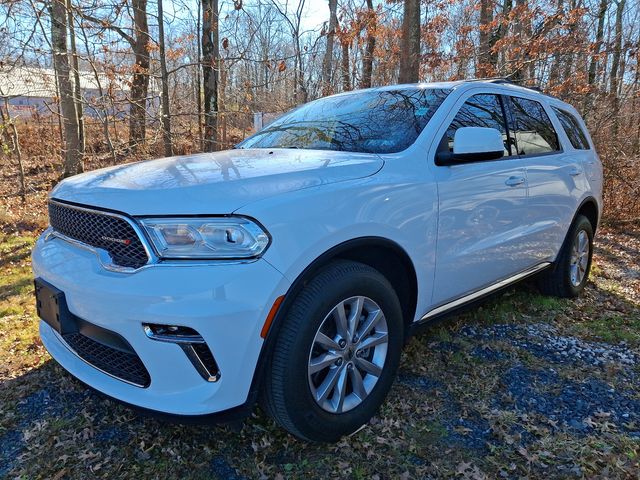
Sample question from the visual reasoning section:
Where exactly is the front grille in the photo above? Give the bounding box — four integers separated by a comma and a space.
49, 201, 149, 269
63, 332, 151, 387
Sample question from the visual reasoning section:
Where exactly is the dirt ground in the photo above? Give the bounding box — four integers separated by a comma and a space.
0, 220, 639, 478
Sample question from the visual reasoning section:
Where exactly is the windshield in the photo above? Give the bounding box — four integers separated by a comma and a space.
238, 88, 451, 154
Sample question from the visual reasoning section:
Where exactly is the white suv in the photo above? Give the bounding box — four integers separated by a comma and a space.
32, 80, 603, 442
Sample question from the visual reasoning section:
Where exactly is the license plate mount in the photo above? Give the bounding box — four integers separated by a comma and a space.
34, 278, 76, 335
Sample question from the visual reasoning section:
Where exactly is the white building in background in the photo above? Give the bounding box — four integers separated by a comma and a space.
0, 66, 158, 119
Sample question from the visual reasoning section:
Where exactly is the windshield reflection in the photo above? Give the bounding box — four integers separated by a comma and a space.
239, 88, 450, 154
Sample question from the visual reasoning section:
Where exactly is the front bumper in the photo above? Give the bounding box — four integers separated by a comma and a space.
32, 232, 289, 416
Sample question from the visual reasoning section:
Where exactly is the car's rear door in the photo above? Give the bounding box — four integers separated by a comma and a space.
430, 92, 532, 306
504, 95, 589, 262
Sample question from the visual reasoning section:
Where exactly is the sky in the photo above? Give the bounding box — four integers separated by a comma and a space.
300, 1, 330, 31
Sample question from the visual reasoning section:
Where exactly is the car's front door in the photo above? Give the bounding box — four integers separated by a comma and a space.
430, 92, 532, 307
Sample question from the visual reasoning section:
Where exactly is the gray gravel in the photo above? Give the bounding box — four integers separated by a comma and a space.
460, 322, 640, 367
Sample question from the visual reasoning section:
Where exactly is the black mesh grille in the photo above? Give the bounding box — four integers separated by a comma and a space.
63, 333, 151, 387
48, 201, 149, 269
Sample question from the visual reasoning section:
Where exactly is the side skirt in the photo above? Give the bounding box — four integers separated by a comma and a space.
409, 262, 551, 335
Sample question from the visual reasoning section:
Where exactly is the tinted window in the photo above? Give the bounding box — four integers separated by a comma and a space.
444, 94, 512, 156
552, 107, 590, 150
510, 97, 560, 155
239, 88, 450, 154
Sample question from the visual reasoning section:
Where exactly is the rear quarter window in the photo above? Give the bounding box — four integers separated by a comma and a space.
509, 96, 561, 156
552, 107, 590, 150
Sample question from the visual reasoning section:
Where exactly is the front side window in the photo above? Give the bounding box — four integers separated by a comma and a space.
552, 107, 590, 150
443, 94, 512, 156
238, 88, 450, 154
509, 97, 560, 155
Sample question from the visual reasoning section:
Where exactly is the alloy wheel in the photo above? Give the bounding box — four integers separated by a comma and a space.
570, 229, 589, 287
307, 296, 389, 414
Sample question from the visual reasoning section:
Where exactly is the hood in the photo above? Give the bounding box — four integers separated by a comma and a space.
50, 148, 384, 215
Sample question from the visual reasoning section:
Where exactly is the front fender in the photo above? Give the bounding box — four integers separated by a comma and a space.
236, 175, 437, 318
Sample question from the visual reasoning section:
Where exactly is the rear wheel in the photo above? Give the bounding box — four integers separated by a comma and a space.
262, 260, 403, 442
538, 214, 594, 298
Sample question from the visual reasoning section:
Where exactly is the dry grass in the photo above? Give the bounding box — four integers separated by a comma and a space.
0, 226, 639, 479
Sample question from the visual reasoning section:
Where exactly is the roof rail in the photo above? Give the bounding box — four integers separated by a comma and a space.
485, 78, 544, 93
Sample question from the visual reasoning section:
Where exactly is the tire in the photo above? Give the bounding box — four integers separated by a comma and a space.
262, 260, 404, 442
537, 214, 594, 298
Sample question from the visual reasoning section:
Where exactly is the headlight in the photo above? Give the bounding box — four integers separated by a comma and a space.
140, 217, 270, 259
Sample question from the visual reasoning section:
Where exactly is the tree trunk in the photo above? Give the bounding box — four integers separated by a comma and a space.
588, 0, 608, 87
610, 0, 626, 134
295, 36, 307, 102
321, 0, 338, 96
494, 0, 512, 75
129, 0, 150, 151
609, 0, 626, 94
202, 0, 219, 152
157, 0, 173, 156
196, 0, 203, 150
399, 0, 420, 83
0, 98, 26, 201
50, 0, 83, 177
341, 39, 351, 91
66, 0, 84, 153
361, 0, 375, 88
510, 0, 532, 82
477, 0, 494, 77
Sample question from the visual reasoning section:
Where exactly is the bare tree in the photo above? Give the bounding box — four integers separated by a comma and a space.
196, 0, 203, 149
271, 0, 307, 103
399, 0, 420, 83
157, 0, 173, 156
609, 0, 626, 94
66, 0, 84, 152
341, 34, 351, 91
50, 0, 83, 177
360, 0, 375, 88
0, 95, 26, 201
588, 0, 609, 87
477, 0, 495, 77
79, 0, 150, 150
130, 0, 150, 150
321, 0, 338, 95
202, 0, 219, 152
610, 0, 626, 133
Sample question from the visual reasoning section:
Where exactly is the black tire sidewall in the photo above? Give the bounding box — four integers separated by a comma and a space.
275, 262, 403, 441
561, 216, 594, 296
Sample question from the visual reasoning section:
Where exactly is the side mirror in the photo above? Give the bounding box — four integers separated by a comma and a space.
436, 127, 505, 166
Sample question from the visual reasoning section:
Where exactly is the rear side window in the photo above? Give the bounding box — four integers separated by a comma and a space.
552, 107, 590, 150
444, 94, 512, 156
509, 97, 560, 155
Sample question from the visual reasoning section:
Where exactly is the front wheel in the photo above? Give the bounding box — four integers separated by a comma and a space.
538, 214, 594, 298
262, 260, 404, 442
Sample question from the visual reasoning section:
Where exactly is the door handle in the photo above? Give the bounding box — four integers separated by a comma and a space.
505, 176, 525, 187
569, 166, 583, 176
